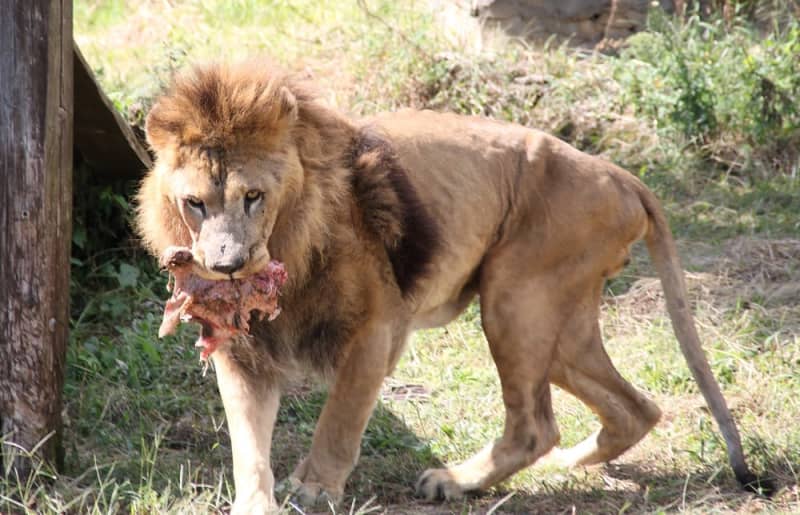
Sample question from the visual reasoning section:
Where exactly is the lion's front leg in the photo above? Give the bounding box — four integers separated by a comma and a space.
213, 347, 280, 515
289, 324, 392, 507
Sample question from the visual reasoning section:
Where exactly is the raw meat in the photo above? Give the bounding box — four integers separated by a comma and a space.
157, 246, 287, 360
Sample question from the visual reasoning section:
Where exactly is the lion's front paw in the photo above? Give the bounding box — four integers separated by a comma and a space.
415, 468, 467, 501
231, 490, 277, 515
283, 458, 344, 509
289, 478, 341, 509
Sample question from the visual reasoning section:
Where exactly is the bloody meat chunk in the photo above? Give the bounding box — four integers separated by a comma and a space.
157, 246, 288, 360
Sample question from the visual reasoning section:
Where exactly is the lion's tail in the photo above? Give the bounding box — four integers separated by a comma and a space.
637, 186, 772, 495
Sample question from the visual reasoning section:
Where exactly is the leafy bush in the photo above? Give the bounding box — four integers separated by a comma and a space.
617, 10, 800, 178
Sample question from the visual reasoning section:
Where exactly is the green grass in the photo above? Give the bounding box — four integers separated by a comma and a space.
2, 1, 798, 513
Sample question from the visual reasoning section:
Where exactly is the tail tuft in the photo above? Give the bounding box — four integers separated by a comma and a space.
735, 469, 776, 497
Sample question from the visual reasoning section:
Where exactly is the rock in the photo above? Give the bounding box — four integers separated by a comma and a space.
471, 0, 651, 49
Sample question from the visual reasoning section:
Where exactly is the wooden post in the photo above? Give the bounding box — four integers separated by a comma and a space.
0, 0, 73, 476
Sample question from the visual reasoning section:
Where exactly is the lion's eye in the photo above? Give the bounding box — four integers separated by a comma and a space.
244, 190, 263, 213
184, 196, 205, 214
245, 190, 263, 201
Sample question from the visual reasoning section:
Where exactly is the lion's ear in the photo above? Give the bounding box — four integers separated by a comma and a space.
276, 86, 298, 125
245, 85, 298, 147
145, 99, 182, 156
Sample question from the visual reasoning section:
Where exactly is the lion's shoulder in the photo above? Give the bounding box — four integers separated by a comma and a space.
347, 127, 440, 297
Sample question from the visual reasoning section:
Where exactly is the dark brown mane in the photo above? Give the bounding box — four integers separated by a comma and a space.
348, 129, 440, 296
145, 60, 353, 165
147, 60, 292, 154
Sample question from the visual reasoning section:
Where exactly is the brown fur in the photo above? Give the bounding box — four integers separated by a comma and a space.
348, 129, 440, 295
135, 61, 763, 514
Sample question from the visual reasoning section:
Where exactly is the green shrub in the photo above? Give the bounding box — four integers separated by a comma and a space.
617, 10, 800, 178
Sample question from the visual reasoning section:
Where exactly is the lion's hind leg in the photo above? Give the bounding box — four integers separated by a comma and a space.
546, 293, 662, 468
415, 271, 562, 501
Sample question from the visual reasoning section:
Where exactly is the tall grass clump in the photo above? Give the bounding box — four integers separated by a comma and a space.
616, 9, 800, 180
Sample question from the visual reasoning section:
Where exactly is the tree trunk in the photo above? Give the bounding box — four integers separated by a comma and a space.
0, 0, 73, 476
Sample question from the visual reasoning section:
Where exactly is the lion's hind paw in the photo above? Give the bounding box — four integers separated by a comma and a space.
415, 468, 468, 501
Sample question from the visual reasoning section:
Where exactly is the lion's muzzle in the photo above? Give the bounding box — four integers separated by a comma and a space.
199, 216, 249, 275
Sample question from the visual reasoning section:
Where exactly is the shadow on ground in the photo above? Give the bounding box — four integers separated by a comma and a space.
269, 390, 445, 506
385, 456, 797, 514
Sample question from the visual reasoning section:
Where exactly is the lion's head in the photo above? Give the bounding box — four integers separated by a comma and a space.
136, 61, 348, 280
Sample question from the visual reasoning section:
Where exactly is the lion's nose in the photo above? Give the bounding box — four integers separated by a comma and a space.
210, 256, 246, 275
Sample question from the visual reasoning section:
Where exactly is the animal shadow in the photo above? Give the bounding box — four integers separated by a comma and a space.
271, 386, 444, 506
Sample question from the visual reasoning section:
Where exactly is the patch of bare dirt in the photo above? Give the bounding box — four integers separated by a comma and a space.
607, 237, 800, 322
606, 272, 722, 320
720, 238, 800, 302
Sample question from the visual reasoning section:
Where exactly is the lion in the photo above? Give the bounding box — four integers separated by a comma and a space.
135, 61, 764, 513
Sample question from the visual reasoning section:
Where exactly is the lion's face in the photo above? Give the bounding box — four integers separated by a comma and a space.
136, 64, 304, 280
160, 146, 302, 280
